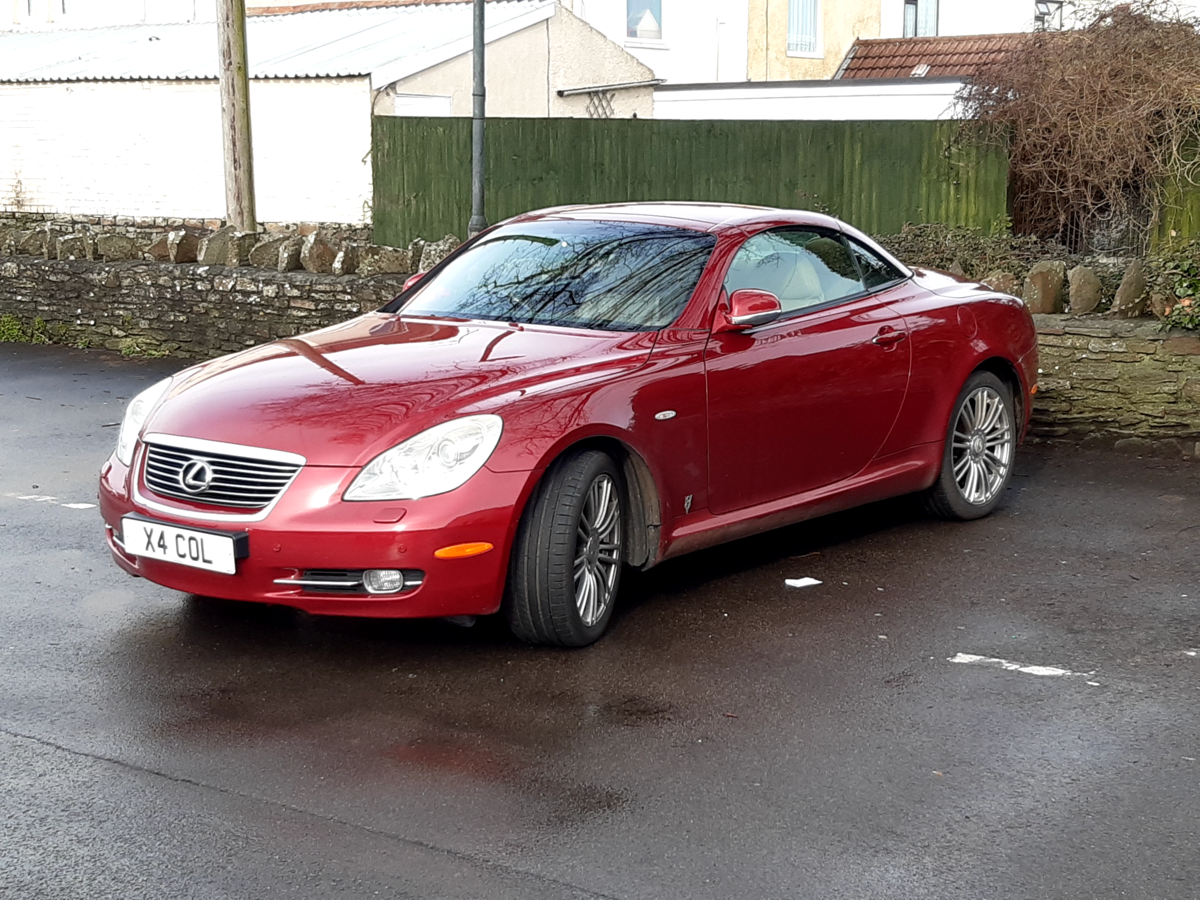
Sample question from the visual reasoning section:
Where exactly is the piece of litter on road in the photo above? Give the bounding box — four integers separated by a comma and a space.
1183, 757, 1196, 762
877, 635, 888, 640
1087, 681, 1101, 686
785, 577, 822, 589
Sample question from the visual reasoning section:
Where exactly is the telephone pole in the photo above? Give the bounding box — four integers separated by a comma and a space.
217, 0, 257, 231
468, 0, 487, 236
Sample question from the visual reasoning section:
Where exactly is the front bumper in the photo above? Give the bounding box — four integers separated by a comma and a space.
99, 450, 533, 618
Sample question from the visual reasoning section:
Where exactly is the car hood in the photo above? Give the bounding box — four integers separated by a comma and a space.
145, 314, 656, 466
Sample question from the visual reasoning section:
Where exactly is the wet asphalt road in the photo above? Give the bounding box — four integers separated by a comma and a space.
1, 341, 1198, 900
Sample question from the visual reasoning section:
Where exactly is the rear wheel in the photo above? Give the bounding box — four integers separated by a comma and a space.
923, 371, 1015, 520
506, 450, 624, 647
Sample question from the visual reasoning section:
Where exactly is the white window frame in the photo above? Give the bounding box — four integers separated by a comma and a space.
786, 0, 822, 60
625, 0, 667, 49
903, 0, 938, 38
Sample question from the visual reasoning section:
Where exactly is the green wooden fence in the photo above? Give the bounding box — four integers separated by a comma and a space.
372, 117, 1010, 247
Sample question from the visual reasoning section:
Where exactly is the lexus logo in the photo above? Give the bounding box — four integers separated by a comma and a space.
179, 459, 214, 494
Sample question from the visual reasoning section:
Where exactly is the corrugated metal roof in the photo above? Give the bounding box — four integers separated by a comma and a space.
837, 34, 1030, 80
0, 0, 554, 83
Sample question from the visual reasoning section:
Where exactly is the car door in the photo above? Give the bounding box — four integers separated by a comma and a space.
704, 228, 912, 516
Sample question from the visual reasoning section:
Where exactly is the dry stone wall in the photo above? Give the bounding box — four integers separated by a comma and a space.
1031, 314, 1200, 455
0, 258, 409, 359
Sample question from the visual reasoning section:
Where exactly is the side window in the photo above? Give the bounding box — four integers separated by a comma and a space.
846, 239, 905, 290
725, 229, 863, 315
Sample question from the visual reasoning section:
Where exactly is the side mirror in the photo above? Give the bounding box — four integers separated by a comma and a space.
717, 288, 782, 332
402, 272, 426, 292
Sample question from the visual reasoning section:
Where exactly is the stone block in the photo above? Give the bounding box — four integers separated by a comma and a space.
197, 225, 238, 265
55, 234, 92, 262
1114, 437, 1154, 454
1023, 260, 1066, 314
333, 245, 358, 277
357, 245, 414, 277
1067, 265, 1103, 314
95, 233, 141, 262
1149, 292, 1174, 319
226, 231, 258, 267
1109, 259, 1148, 318
408, 238, 426, 272
300, 232, 337, 274
15, 230, 45, 256
420, 234, 461, 271
146, 234, 171, 262
981, 271, 1018, 295
168, 229, 202, 264
277, 237, 303, 273
248, 236, 290, 269
1162, 335, 1200, 356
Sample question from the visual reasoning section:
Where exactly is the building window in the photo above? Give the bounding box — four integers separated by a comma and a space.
904, 0, 938, 37
787, 0, 819, 55
627, 0, 662, 40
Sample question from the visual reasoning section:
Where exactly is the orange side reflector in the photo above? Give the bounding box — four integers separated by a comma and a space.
1031, 385, 1039, 395
434, 542, 494, 560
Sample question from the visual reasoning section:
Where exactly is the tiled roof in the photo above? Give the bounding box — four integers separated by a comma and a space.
836, 34, 1031, 80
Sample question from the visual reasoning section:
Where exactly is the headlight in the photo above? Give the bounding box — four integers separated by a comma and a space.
116, 378, 172, 466
344, 415, 503, 501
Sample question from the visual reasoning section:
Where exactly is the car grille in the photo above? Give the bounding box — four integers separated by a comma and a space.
143, 442, 302, 510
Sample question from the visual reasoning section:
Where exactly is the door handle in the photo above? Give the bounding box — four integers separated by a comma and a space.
872, 328, 906, 346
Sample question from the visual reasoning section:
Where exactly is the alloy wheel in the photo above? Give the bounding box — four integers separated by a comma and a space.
950, 385, 1014, 506
573, 474, 622, 627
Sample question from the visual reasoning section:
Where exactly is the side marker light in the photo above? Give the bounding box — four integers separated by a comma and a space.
434, 542, 494, 560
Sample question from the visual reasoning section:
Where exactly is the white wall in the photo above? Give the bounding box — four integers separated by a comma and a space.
566, 0, 749, 83
0, 77, 372, 223
654, 79, 960, 120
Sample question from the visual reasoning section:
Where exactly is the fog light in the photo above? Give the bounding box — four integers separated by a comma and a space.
363, 569, 405, 594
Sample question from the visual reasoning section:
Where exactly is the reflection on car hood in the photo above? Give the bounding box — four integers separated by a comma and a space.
145, 314, 656, 466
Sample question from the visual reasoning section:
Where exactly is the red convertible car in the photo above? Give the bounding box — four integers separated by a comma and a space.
100, 203, 1037, 646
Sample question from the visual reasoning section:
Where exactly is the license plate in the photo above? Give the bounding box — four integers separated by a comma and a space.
122, 516, 240, 575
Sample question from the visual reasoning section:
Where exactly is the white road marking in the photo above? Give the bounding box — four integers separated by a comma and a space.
949, 652, 1082, 678
5, 492, 97, 511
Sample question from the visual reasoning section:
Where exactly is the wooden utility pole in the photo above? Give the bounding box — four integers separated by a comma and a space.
217, 0, 257, 231
468, 0, 487, 236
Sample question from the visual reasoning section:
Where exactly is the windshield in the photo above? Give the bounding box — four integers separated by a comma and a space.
387, 220, 717, 332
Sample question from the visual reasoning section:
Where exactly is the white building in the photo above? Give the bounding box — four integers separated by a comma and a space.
0, 1, 654, 223
561, 0, 750, 84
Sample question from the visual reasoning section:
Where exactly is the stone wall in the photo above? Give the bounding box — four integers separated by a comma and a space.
0, 257, 409, 359
1031, 314, 1200, 455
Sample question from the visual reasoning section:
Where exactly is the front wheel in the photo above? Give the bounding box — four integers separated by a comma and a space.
506, 450, 624, 647
922, 371, 1016, 520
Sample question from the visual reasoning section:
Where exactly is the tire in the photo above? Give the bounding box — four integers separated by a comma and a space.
506, 450, 625, 647
922, 371, 1016, 521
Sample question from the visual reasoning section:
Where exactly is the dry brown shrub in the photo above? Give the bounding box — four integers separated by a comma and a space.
957, 1, 1200, 252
